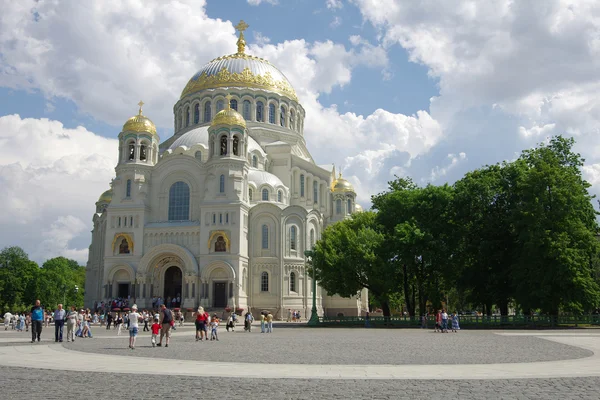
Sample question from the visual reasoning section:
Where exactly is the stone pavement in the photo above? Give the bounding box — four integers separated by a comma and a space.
1, 327, 600, 399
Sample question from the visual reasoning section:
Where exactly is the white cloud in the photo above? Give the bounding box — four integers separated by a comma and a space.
0, 115, 117, 263
327, 0, 344, 9
248, 0, 279, 5
426, 152, 467, 183
0, 0, 236, 128
518, 123, 556, 138
330, 16, 342, 28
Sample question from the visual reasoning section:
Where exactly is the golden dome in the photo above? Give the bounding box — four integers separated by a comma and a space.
122, 101, 157, 136
354, 203, 364, 212
211, 96, 246, 128
98, 189, 113, 203
331, 173, 355, 193
180, 21, 297, 101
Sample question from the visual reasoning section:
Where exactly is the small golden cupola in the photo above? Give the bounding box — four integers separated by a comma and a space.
331, 172, 355, 193
211, 94, 247, 128
122, 101, 157, 135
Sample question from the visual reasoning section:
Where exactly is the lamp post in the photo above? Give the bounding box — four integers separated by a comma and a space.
304, 250, 319, 326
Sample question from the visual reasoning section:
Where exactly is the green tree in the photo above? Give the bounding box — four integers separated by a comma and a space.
311, 211, 399, 316
38, 257, 85, 309
0, 247, 39, 312
452, 163, 518, 316
372, 179, 455, 316
511, 136, 600, 314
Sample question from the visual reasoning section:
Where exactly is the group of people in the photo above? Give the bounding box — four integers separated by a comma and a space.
431, 309, 460, 333
193, 307, 221, 341
3, 311, 29, 331
286, 309, 302, 322
151, 295, 181, 309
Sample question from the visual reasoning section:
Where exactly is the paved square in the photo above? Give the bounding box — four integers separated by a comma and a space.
1, 324, 600, 399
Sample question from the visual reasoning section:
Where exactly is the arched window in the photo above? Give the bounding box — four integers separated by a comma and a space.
243, 100, 251, 120
280, 106, 286, 127
126, 179, 132, 198
310, 228, 315, 248
336, 199, 342, 214
233, 136, 239, 156
203, 101, 212, 122
130, 216, 133, 226
249, 188, 253, 201
219, 174, 225, 193
290, 226, 297, 250
256, 101, 264, 122
226, 213, 229, 223
290, 109, 295, 130
219, 213, 222, 224
216, 100, 224, 112
252, 155, 258, 168
290, 272, 296, 292
313, 181, 318, 204
261, 271, 269, 292
277, 190, 282, 203
128, 142, 135, 161
262, 188, 269, 201
212, 213, 216, 224
185, 106, 190, 126
347, 198, 352, 214
195, 151, 202, 161
140, 144, 147, 161
220, 135, 227, 155
300, 174, 305, 197
268, 103, 276, 124
124, 216, 127, 227
215, 236, 226, 252
230, 99, 238, 111
168, 181, 190, 221
118, 217, 121, 227
194, 104, 200, 124
119, 238, 130, 254
262, 224, 268, 249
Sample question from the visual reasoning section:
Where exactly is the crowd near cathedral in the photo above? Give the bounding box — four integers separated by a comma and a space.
84, 21, 368, 319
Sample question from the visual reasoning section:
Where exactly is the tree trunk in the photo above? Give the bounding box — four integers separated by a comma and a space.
485, 303, 493, 316
402, 264, 414, 316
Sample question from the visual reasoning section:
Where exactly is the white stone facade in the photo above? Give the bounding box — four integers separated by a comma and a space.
85, 48, 367, 319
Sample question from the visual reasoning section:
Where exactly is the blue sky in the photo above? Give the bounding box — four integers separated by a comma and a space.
1, 0, 600, 264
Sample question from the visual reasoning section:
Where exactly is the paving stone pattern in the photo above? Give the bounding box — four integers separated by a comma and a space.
64, 327, 591, 365
1, 365, 599, 400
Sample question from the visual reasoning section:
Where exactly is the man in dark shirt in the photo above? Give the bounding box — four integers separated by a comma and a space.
30, 299, 44, 343
157, 304, 172, 348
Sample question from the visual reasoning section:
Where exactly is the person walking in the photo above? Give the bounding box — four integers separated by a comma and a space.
151, 318, 160, 347
66, 306, 77, 342
143, 310, 150, 332
260, 313, 265, 333
30, 300, 44, 343
451, 312, 460, 333
106, 312, 113, 330
128, 305, 141, 350
210, 315, 219, 341
266, 312, 273, 333
3, 311, 11, 331
435, 310, 442, 333
195, 307, 208, 341
245, 311, 254, 332
53, 304, 66, 342
441, 309, 449, 333
157, 304, 173, 347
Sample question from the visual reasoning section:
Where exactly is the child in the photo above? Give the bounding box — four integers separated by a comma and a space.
151, 318, 160, 347
210, 315, 219, 341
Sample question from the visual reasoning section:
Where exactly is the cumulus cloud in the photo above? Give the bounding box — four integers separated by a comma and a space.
247, 0, 279, 5
327, 0, 343, 9
353, 0, 600, 201
0, 115, 117, 263
0, 0, 236, 128
425, 152, 467, 183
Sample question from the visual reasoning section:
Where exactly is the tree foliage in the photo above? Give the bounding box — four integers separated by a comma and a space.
313, 136, 600, 316
0, 248, 85, 313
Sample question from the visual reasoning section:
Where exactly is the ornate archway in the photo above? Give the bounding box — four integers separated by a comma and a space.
163, 265, 182, 307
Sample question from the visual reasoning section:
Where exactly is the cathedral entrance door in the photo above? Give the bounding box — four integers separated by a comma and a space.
164, 266, 182, 307
213, 282, 227, 308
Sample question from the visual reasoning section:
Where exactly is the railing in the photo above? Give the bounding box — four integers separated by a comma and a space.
317, 314, 600, 328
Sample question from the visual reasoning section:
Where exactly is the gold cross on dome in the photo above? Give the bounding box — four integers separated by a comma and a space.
138, 100, 144, 115
235, 20, 249, 33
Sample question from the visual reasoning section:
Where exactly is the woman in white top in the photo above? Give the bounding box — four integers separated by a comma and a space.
128, 305, 141, 349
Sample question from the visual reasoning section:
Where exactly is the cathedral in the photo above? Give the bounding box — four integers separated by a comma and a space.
84, 21, 368, 318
